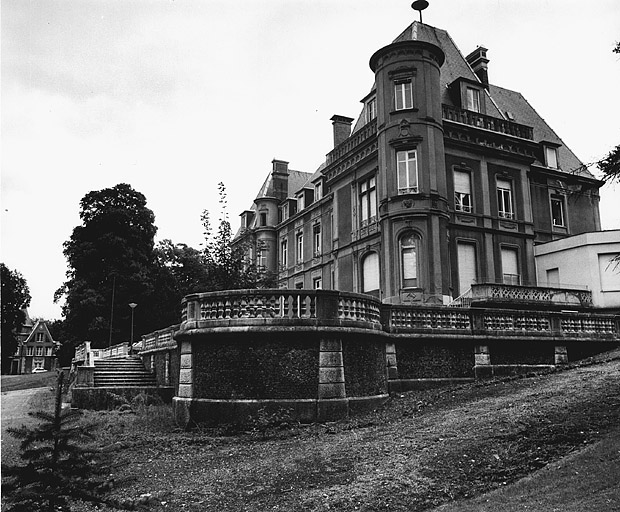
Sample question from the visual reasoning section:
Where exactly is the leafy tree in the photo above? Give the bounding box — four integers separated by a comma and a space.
1, 263, 31, 373
201, 183, 276, 291
55, 184, 160, 348
1, 372, 116, 511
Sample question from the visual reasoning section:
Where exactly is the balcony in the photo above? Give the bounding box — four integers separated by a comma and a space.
470, 283, 593, 308
442, 104, 534, 140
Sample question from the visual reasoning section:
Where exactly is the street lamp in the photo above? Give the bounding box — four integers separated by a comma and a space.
129, 303, 137, 355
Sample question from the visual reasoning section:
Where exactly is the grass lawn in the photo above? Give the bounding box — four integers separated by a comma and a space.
1, 371, 58, 392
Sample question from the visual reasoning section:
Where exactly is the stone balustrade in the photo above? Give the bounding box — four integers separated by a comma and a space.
442, 104, 534, 140
470, 283, 593, 307
181, 289, 382, 331
141, 324, 179, 353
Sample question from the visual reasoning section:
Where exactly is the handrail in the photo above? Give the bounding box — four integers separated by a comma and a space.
442, 104, 534, 140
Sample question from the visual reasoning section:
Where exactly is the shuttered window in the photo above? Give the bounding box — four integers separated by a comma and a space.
457, 243, 477, 295
501, 247, 520, 285
362, 252, 380, 293
454, 170, 472, 212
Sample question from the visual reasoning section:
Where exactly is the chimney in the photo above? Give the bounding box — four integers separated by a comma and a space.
330, 115, 354, 148
271, 159, 289, 201
465, 46, 489, 87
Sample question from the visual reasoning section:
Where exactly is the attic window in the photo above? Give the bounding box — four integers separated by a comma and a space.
466, 87, 481, 113
366, 97, 377, 123
314, 181, 323, 201
545, 146, 559, 169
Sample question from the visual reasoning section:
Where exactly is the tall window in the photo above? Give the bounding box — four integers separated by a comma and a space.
36, 332, 45, 342
296, 232, 304, 263
551, 196, 565, 227
501, 247, 520, 285
27, 346, 34, 356
394, 80, 413, 110
457, 243, 477, 295
466, 87, 481, 112
257, 247, 267, 269
36, 346, 43, 356
454, 170, 472, 213
259, 212, 267, 226
280, 239, 288, 267
545, 146, 558, 169
366, 97, 376, 122
297, 194, 305, 212
397, 149, 418, 194
497, 178, 514, 219
313, 223, 321, 257
280, 204, 289, 222
400, 233, 419, 288
360, 176, 377, 225
46, 347, 53, 356
362, 252, 380, 295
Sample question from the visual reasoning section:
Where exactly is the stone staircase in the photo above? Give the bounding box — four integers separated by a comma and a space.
93, 356, 157, 388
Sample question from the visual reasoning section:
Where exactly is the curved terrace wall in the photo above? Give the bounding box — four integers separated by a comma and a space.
173, 289, 387, 427
165, 289, 619, 427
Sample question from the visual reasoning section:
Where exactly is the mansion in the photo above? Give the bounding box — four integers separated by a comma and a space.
232, 21, 603, 305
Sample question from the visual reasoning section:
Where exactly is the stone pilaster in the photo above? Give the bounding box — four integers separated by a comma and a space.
178, 340, 193, 398
554, 345, 568, 365
385, 342, 399, 392
318, 339, 345, 399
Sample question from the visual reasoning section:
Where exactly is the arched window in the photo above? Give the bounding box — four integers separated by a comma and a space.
362, 252, 380, 296
400, 233, 419, 289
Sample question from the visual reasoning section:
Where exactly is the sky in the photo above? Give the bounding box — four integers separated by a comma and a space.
2, 0, 619, 321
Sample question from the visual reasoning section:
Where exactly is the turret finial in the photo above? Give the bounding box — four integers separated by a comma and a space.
411, 0, 429, 23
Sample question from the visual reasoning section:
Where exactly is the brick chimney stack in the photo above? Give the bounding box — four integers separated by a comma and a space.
466, 46, 489, 87
330, 115, 354, 148
271, 159, 289, 201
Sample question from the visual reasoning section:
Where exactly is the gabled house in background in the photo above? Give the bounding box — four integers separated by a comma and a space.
10, 311, 59, 374
233, 21, 607, 304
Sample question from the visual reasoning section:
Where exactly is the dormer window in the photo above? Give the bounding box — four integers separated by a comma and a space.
297, 194, 305, 211
395, 80, 413, 110
280, 204, 289, 222
366, 97, 377, 122
545, 146, 559, 169
466, 87, 481, 113
314, 181, 323, 201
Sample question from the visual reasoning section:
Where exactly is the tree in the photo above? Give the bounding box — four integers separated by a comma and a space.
55, 184, 160, 348
1, 263, 31, 373
1, 373, 116, 511
200, 183, 276, 291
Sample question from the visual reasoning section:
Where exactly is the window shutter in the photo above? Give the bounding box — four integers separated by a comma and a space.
457, 243, 477, 294
454, 171, 471, 194
362, 252, 380, 292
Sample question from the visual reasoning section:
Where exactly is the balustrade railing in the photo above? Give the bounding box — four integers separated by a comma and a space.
442, 104, 534, 140
141, 324, 179, 352
326, 119, 377, 166
181, 289, 382, 327
470, 283, 593, 307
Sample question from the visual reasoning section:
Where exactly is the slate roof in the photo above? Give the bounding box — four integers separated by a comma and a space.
351, 21, 591, 178
255, 169, 313, 201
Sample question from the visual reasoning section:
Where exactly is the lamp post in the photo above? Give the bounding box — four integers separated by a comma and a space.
129, 303, 137, 355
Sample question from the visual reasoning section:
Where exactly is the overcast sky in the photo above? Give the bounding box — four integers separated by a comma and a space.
2, 0, 619, 320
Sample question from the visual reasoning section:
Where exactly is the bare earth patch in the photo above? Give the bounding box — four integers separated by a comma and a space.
4, 353, 620, 511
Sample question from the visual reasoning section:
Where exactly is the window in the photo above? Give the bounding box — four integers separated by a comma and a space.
259, 212, 267, 226
599, 253, 620, 291
497, 178, 514, 219
36, 332, 45, 342
454, 170, 472, 213
312, 224, 321, 257
545, 146, 558, 169
366, 97, 377, 122
457, 243, 477, 295
400, 233, 419, 288
313, 277, 322, 289
295, 281, 304, 289
359, 176, 377, 225
546, 268, 560, 286
257, 247, 267, 269
394, 81, 413, 110
501, 247, 520, 285
27, 346, 34, 356
362, 252, 380, 295
280, 204, 289, 221
46, 347, 53, 356
466, 87, 481, 112
35, 346, 43, 356
297, 194, 305, 212
397, 150, 418, 194
314, 181, 323, 201
551, 196, 565, 227
280, 239, 288, 267
296, 232, 304, 263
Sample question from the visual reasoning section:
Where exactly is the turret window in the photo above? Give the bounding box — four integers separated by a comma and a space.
394, 80, 413, 110
397, 150, 418, 194
400, 233, 419, 289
